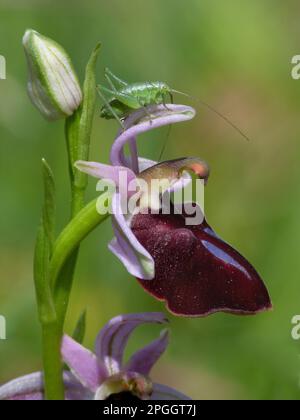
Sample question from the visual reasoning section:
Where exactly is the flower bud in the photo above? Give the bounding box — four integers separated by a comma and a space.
23, 29, 82, 120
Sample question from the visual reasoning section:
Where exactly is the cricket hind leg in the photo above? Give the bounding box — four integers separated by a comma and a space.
105, 73, 120, 93
105, 68, 128, 87
98, 83, 138, 108
102, 85, 141, 110
97, 85, 125, 128
104, 73, 141, 112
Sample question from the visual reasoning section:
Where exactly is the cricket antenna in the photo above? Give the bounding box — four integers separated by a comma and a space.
171, 89, 251, 142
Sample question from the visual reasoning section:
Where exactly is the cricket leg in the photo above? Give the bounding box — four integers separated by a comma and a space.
105, 73, 119, 93
97, 85, 125, 128
110, 90, 141, 110
141, 105, 153, 124
105, 68, 128, 87
162, 93, 173, 111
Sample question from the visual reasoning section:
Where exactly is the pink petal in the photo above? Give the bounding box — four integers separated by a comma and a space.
109, 192, 155, 279
61, 335, 107, 392
95, 313, 168, 376
110, 105, 196, 168
0, 371, 92, 400
75, 160, 136, 191
125, 329, 169, 376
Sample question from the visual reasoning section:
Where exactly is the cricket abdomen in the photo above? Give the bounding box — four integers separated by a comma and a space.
121, 81, 170, 106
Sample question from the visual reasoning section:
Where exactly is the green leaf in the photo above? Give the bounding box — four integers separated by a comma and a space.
41, 158, 56, 255
72, 309, 87, 344
65, 111, 81, 182
75, 43, 101, 189
51, 44, 102, 329
34, 159, 57, 324
64, 43, 101, 216
64, 43, 101, 182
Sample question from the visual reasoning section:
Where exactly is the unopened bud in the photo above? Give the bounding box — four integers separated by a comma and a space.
23, 29, 82, 120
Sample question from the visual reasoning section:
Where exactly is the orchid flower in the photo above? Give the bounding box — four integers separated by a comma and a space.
76, 104, 272, 317
0, 313, 190, 400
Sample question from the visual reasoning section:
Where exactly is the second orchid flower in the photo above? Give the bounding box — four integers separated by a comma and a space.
76, 104, 272, 317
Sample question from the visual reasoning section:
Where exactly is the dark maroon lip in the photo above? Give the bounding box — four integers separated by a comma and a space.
137, 287, 273, 318
132, 212, 272, 318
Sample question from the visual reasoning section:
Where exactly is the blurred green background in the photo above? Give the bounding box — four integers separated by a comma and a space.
1, 0, 300, 400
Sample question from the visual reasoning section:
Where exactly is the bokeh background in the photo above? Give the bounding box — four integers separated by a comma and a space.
1, 0, 300, 400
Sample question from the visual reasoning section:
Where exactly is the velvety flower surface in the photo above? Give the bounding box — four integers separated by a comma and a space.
76, 104, 272, 317
133, 213, 271, 316
0, 313, 190, 400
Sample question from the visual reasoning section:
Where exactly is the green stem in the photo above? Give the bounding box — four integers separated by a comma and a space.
34, 161, 65, 400
71, 185, 85, 218
40, 43, 101, 400
40, 127, 86, 400
35, 230, 65, 400
41, 131, 85, 400
42, 322, 65, 400
41, 195, 109, 400
53, 250, 79, 327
